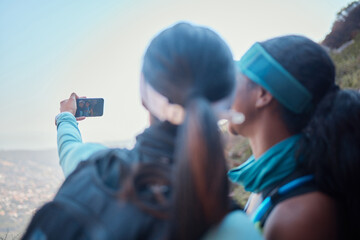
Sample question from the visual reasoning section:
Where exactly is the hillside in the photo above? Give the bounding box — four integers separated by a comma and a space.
330, 33, 360, 89
322, 1, 360, 49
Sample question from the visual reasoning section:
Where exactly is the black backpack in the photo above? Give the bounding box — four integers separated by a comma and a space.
22, 149, 172, 240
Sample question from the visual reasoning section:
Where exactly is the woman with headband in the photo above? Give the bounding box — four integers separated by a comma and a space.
228, 35, 339, 239
22, 22, 262, 240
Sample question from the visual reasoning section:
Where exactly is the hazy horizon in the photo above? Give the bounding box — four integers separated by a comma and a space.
0, 0, 353, 150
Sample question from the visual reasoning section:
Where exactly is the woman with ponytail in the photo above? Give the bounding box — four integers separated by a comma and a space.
22, 22, 262, 240
228, 35, 342, 239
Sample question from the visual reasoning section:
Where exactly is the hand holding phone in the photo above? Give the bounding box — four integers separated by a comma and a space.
60, 93, 78, 116
75, 98, 104, 118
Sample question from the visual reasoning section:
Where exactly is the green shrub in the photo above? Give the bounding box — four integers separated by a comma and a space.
330, 33, 360, 89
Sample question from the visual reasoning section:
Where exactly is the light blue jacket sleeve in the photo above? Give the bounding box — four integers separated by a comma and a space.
56, 112, 107, 177
202, 210, 263, 240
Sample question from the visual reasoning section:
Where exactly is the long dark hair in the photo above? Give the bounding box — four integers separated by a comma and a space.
142, 22, 235, 240
299, 89, 360, 239
260, 35, 336, 133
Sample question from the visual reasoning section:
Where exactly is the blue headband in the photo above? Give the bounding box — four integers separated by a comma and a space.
235, 43, 312, 114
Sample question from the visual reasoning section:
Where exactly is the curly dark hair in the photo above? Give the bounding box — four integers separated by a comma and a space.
299, 89, 360, 239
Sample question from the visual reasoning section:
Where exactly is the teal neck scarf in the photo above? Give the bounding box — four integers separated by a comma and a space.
228, 135, 301, 193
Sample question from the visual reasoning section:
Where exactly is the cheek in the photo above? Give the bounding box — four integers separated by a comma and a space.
228, 101, 246, 135
228, 88, 256, 135
232, 85, 249, 113
232, 98, 243, 113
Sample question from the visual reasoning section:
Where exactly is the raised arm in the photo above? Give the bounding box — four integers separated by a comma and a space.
56, 93, 106, 177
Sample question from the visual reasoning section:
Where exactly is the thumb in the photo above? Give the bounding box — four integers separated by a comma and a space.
70, 92, 77, 100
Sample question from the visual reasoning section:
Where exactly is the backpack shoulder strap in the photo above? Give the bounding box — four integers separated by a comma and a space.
252, 175, 316, 231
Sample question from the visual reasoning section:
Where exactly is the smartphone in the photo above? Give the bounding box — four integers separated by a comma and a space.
75, 98, 104, 118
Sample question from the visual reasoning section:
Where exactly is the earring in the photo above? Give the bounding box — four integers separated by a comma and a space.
218, 110, 245, 125
229, 110, 245, 124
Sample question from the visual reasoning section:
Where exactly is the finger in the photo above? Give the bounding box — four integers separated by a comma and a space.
76, 117, 86, 121
70, 92, 77, 100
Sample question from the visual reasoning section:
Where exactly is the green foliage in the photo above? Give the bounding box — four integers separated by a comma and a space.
220, 127, 252, 206
226, 136, 252, 206
330, 33, 360, 89
230, 184, 250, 208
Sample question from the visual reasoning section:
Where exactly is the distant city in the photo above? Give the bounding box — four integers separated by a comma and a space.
0, 149, 63, 238
0, 140, 135, 238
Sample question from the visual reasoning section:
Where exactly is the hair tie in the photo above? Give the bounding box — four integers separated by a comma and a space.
140, 75, 186, 125
140, 75, 239, 125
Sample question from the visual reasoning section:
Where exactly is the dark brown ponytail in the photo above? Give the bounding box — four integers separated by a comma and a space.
170, 98, 229, 240
141, 22, 236, 240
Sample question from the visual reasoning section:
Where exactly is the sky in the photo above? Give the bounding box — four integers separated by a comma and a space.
0, 0, 354, 150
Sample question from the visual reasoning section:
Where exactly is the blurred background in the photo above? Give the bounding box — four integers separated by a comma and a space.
1, 0, 359, 238
0, 0, 354, 150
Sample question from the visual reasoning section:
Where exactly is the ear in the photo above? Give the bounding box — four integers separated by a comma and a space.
255, 87, 273, 108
